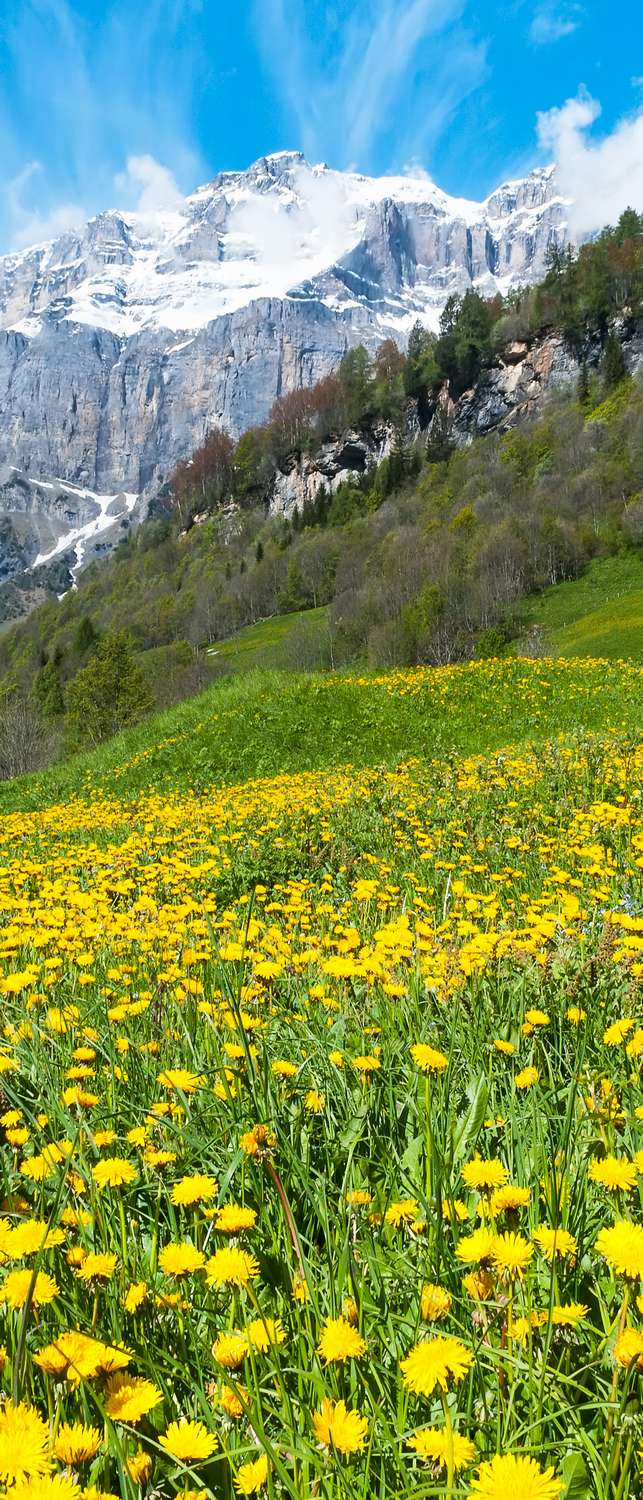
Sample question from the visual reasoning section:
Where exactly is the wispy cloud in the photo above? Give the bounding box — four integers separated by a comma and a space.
530, 5, 583, 45
252, 0, 488, 173
0, 0, 203, 248
537, 90, 643, 234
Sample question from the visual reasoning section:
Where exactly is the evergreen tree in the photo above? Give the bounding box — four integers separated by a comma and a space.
602, 333, 627, 391
65, 633, 152, 746
33, 661, 64, 719
74, 615, 98, 656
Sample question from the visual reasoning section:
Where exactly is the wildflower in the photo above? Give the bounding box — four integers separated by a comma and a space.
157, 1068, 203, 1092
158, 1419, 218, 1461
411, 1043, 448, 1073
408, 1427, 476, 1469
603, 1018, 635, 1046
493, 1040, 515, 1055
596, 1220, 643, 1278
400, 1335, 473, 1395
421, 1283, 452, 1321
566, 1006, 586, 1024
313, 1398, 368, 1455
206, 1248, 259, 1287
127, 1452, 153, 1483
92, 1157, 137, 1190
215, 1205, 257, 1234
353, 1054, 381, 1074
240, 1124, 275, 1157
462, 1158, 508, 1191
317, 1315, 366, 1363
171, 1173, 218, 1206
470, 1453, 563, 1500
54, 1424, 102, 1464
0, 1402, 52, 1483
123, 1280, 148, 1313
533, 1226, 577, 1260
234, 1453, 269, 1494
346, 1189, 372, 1206
515, 1067, 539, 1090
589, 1156, 637, 1192
492, 1233, 533, 1279
219, 1383, 248, 1418
614, 1328, 643, 1370
245, 1317, 285, 1352
489, 1185, 530, 1216
76, 1252, 117, 1282
159, 1242, 206, 1276
386, 1199, 419, 1226
455, 1227, 496, 1264
551, 1303, 588, 1326
305, 1089, 325, 1111
212, 1332, 249, 1368
104, 1373, 163, 1422
3, 1269, 58, 1308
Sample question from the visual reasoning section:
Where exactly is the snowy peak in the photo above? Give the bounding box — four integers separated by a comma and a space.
0, 155, 568, 342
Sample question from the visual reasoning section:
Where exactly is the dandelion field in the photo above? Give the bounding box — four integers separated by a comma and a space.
0, 659, 642, 1500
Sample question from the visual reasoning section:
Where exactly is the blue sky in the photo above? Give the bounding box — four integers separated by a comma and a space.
0, 0, 642, 249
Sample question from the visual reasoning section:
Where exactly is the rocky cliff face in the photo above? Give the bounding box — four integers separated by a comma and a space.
0, 151, 569, 592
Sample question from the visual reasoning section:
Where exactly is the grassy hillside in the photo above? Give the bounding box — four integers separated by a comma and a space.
2, 653, 641, 813
0, 655, 641, 1497
522, 556, 643, 659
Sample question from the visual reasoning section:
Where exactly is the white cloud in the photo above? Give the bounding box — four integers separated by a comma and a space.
7, 162, 84, 249
530, 6, 582, 44
252, 0, 487, 171
114, 155, 183, 214
0, 0, 203, 251
537, 91, 643, 235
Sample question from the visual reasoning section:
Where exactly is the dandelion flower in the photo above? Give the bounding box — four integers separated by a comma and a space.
92, 1157, 137, 1190
3, 1269, 58, 1308
533, 1226, 577, 1261
159, 1242, 206, 1276
313, 1398, 368, 1455
455, 1228, 496, 1264
421, 1283, 452, 1321
515, 1067, 539, 1090
212, 1332, 249, 1368
0, 1402, 52, 1483
54, 1423, 102, 1464
76, 1252, 117, 1282
215, 1205, 257, 1234
171, 1173, 218, 1206
105, 1373, 163, 1423
489, 1186, 530, 1216
411, 1043, 448, 1073
386, 1199, 419, 1227
589, 1157, 637, 1193
234, 1453, 269, 1494
158, 1418, 218, 1462
470, 1453, 563, 1500
317, 1315, 366, 1363
551, 1303, 588, 1326
408, 1426, 476, 1470
614, 1328, 643, 1370
400, 1335, 473, 1395
492, 1232, 533, 1279
596, 1221, 643, 1279
206, 1248, 259, 1287
245, 1317, 285, 1352
462, 1158, 508, 1191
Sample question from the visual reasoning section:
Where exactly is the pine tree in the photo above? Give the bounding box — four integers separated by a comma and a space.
33, 661, 64, 719
65, 633, 152, 746
602, 333, 626, 391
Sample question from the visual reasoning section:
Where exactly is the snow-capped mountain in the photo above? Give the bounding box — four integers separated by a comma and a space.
0, 151, 568, 585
